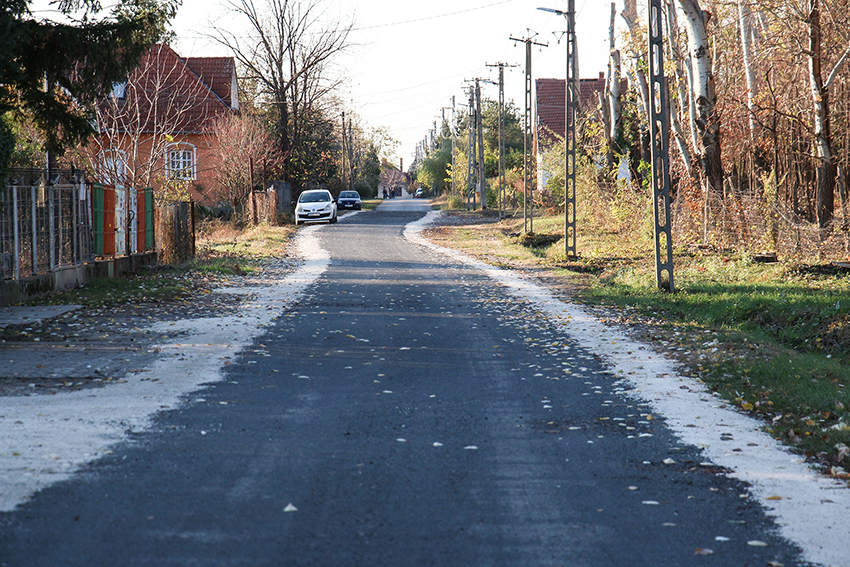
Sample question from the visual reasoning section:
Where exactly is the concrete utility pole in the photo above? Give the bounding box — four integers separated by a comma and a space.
467, 86, 476, 210
510, 33, 547, 233
348, 119, 355, 192
648, 0, 674, 291
341, 112, 347, 190
538, 2, 578, 258
487, 62, 516, 219
440, 104, 456, 198
475, 78, 487, 209
451, 96, 457, 198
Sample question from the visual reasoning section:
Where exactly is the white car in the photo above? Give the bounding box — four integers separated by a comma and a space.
295, 189, 338, 225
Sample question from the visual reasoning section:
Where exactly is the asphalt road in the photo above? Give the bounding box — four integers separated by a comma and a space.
0, 206, 804, 566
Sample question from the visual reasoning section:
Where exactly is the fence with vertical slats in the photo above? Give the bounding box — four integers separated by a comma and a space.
1, 170, 93, 281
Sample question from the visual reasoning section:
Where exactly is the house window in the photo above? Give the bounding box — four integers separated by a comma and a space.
166, 144, 196, 180
111, 82, 127, 100
99, 149, 127, 185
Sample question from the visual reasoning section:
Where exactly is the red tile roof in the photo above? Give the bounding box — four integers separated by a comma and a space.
102, 44, 236, 134
184, 57, 236, 108
535, 73, 608, 149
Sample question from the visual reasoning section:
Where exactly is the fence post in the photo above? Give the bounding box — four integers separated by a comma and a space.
93, 183, 104, 256
12, 185, 19, 280
145, 188, 154, 252
30, 185, 37, 275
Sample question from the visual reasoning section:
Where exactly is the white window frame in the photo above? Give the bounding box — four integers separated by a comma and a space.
99, 149, 127, 186
165, 142, 197, 181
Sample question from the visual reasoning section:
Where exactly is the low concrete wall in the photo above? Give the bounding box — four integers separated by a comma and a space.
0, 252, 158, 306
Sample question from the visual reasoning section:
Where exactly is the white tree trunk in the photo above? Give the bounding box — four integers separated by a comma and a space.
677, 0, 723, 195
620, 0, 650, 122
738, 0, 759, 138
606, 2, 621, 144
664, 0, 693, 172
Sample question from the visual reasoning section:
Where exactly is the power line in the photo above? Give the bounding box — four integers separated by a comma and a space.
352, 0, 520, 31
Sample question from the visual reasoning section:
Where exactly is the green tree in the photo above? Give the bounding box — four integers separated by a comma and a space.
0, 0, 178, 157
481, 99, 524, 176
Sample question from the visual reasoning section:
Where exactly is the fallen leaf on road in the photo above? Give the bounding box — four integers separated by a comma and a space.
284, 503, 298, 512
747, 540, 768, 547
694, 548, 714, 555
765, 495, 782, 501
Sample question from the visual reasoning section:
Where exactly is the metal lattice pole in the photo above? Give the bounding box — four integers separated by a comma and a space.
525, 39, 533, 233
467, 87, 476, 210
476, 79, 487, 209
498, 65, 506, 219
565, 0, 578, 258
648, 0, 675, 291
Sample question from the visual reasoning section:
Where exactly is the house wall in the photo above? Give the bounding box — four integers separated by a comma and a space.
93, 131, 224, 206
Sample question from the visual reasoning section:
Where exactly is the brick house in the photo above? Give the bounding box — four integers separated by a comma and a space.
84, 43, 239, 205
535, 73, 608, 191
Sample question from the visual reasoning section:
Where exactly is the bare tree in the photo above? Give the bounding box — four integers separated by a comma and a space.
211, 0, 354, 188
209, 112, 283, 208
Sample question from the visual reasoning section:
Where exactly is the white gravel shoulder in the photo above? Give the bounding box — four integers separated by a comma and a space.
406, 210, 850, 567
0, 226, 330, 512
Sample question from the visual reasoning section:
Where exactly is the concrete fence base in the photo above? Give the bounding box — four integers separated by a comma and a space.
0, 252, 158, 306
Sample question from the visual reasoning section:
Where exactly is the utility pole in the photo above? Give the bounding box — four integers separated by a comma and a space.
451, 96, 457, 199
510, 33, 547, 233
441, 104, 455, 199
348, 118, 354, 192
475, 78, 486, 209
341, 112, 347, 191
466, 86, 477, 210
487, 62, 516, 219
648, 0, 674, 291
538, 3, 578, 257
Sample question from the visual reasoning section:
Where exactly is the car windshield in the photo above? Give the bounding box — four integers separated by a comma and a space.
340, 191, 359, 198
299, 191, 331, 203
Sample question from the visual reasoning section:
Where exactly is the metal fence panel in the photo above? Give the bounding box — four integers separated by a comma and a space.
1, 172, 94, 281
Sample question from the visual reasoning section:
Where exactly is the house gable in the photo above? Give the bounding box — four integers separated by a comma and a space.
535, 73, 609, 151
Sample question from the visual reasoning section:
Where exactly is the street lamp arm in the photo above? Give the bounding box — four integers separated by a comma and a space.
537, 7, 567, 16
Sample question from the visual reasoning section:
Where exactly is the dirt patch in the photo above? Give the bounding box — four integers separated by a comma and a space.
0, 257, 298, 397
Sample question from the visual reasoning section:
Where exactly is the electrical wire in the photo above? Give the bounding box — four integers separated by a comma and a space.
352, 0, 520, 31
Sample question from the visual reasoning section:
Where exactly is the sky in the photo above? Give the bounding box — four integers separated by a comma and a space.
35, 0, 625, 165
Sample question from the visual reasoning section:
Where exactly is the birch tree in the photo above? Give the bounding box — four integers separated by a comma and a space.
738, 0, 759, 140
603, 1, 622, 174
678, 0, 724, 200
807, 0, 850, 230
